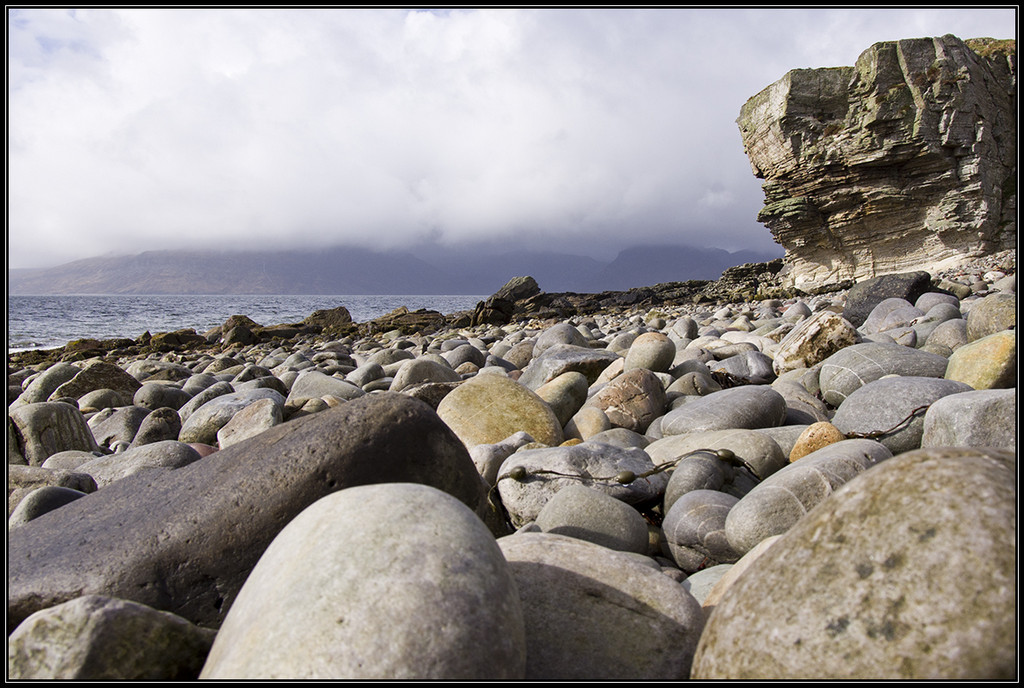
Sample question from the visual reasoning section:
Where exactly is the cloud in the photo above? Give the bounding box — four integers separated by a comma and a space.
7, 8, 1016, 268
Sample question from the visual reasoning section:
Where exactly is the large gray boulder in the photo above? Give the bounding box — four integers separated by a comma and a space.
921, 388, 1016, 449
692, 447, 1016, 679
8, 394, 484, 629
496, 442, 666, 528
660, 385, 787, 436
201, 484, 525, 679
830, 376, 973, 454
498, 532, 705, 679
534, 484, 649, 554
9, 401, 102, 465
8, 595, 216, 679
817, 342, 949, 406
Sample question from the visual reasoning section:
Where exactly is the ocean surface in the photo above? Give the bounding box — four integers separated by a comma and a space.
7, 294, 487, 353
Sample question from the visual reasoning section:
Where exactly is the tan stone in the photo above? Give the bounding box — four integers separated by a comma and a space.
535, 372, 589, 427
789, 421, 846, 462
623, 332, 677, 373
563, 406, 611, 441
437, 374, 563, 448
944, 330, 1016, 389
772, 311, 859, 375
589, 368, 666, 433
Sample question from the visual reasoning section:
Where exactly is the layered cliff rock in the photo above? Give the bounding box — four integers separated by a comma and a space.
738, 35, 1016, 290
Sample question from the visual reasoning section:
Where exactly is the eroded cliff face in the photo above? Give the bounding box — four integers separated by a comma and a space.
738, 35, 1016, 290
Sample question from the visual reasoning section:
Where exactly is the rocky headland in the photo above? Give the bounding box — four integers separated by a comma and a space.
738, 34, 1016, 291
6, 35, 1017, 680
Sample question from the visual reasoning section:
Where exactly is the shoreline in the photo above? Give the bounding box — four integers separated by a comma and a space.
7, 250, 1015, 370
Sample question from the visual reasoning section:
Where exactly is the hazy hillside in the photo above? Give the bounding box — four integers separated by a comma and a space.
586, 245, 777, 291
8, 244, 783, 295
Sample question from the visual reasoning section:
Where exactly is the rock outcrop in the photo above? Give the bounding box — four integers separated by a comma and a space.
738, 35, 1016, 290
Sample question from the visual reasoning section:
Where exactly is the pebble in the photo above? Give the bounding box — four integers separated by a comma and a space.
789, 421, 845, 461
534, 483, 650, 554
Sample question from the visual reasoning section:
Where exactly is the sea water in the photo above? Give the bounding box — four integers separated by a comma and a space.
7, 294, 487, 353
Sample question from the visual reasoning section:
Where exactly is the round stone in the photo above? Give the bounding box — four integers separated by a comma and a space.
201, 483, 525, 679
724, 439, 893, 555
944, 330, 1016, 389
789, 421, 846, 462
831, 377, 973, 454
817, 342, 949, 407
437, 374, 563, 448
693, 447, 1016, 679
660, 386, 787, 436
662, 489, 742, 572
623, 332, 677, 373
498, 532, 704, 679
535, 484, 649, 554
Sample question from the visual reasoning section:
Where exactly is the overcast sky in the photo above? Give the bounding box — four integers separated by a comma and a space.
7, 7, 1017, 269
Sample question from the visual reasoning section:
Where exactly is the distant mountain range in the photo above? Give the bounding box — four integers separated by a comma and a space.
7, 244, 783, 296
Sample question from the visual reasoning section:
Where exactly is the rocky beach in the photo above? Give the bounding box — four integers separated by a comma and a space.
7, 34, 1017, 680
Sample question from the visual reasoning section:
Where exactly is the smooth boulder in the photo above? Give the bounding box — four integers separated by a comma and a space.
8, 394, 483, 629
8, 595, 216, 680
692, 447, 1016, 679
437, 374, 563, 448
817, 342, 949, 406
660, 386, 787, 436
201, 484, 525, 679
9, 402, 102, 465
830, 376, 972, 454
921, 388, 1017, 449
499, 532, 705, 679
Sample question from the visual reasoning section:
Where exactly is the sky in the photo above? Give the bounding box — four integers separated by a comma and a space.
7, 7, 1017, 270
